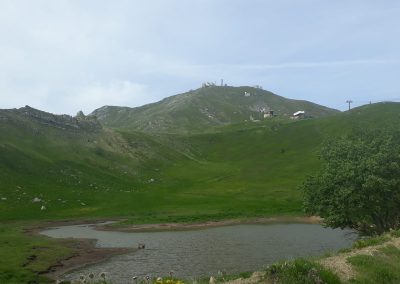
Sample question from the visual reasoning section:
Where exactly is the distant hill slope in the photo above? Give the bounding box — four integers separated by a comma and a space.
91, 86, 339, 133
0, 102, 399, 221
0, 105, 102, 131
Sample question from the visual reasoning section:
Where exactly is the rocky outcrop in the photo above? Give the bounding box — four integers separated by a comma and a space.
0, 106, 102, 132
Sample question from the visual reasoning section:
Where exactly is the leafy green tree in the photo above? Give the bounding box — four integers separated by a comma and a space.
301, 129, 400, 235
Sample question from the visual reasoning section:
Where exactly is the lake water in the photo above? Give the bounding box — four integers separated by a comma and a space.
41, 223, 356, 283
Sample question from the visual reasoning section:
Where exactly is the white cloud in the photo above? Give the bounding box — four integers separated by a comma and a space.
63, 80, 149, 115
172, 59, 400, 72
237, 59, 400, 70
0, 80, 50, 111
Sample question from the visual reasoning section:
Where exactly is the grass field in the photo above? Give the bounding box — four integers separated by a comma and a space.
0, 222, 76, 283
1, 103, 400, 222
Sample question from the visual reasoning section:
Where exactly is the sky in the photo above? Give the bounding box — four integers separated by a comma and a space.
1, 0, 400, 115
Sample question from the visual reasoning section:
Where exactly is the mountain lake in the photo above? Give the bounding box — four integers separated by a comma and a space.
41, 223, 356, 283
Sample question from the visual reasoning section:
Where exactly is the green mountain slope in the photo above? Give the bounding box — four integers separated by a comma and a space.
0, 106, 190, 220
0, 102, 398, 221
91, 86, 339, 133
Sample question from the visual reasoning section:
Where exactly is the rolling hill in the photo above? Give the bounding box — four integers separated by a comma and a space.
1, 101, 399, 222
91, 86, 339, 133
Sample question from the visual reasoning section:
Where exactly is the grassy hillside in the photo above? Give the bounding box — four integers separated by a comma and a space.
0, 107, 189, 220
91, 86, 339, 133
1, 103, 399, 222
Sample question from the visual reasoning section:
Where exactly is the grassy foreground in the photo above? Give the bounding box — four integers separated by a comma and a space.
0, 222, 75, 283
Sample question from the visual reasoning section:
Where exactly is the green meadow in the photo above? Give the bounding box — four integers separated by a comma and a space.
1, 103, 399, 222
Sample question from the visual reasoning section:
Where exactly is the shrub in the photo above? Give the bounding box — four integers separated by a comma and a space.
265, 259, 341, 284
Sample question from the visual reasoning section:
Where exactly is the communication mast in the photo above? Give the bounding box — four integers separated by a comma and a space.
346, 100, 353, 111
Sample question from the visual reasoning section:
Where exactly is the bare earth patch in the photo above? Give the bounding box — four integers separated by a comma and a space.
98, 216, 322, 232
319, 236, 400, 281
224, 271, 268, 284
25, 220, 135, 281
42, 238, 136, 279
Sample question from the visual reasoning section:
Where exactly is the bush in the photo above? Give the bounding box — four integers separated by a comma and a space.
265, 259, 341, 284
301, 129, 400, 235
352, 235, 391, 249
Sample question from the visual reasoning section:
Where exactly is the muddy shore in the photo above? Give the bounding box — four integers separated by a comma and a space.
42, 238, 136, 280
97, 215, 322, 232
25, 219, 134, 280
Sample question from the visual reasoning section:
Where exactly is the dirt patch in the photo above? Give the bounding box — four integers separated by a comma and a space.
97, 216, 322, 232
40, 238, 136, 280
319, 236, 400, 281
24, 218, 124, 235
224, 271, 268, 284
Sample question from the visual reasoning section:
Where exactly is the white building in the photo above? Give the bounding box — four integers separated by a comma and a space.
292, 111, 305, 119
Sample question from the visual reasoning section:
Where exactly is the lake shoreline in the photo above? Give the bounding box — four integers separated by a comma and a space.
23, 220, 135, 281
28, 215, 322, 281
97, 215, 323, 232
41, 238, 136, 280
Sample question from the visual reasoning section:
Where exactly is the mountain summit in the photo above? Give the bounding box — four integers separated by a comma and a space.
91, 86, 339, 133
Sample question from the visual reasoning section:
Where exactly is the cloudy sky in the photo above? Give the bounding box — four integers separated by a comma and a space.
1, 0, 400, 114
